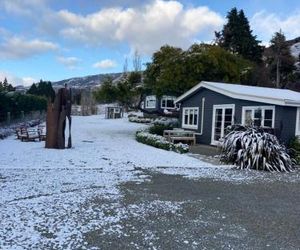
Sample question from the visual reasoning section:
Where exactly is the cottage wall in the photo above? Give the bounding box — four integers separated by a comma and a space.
179, 88, 297, 145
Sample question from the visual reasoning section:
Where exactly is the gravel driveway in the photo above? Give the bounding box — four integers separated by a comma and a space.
84, 169, 300, 250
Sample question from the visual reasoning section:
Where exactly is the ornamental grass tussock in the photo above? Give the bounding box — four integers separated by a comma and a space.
220, 125, 295, 172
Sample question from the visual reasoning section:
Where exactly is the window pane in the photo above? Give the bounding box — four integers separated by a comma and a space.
254, 109, 262, 119
146, 96, 156, 108
245, 110, 252, 125
264, 109, 273, 119
184, 114, 188, 124
225, 114, 232, 122
264, 119, 272, 127
166, 99, 174, 108
194, 113, 198, 125
189, 112, 193, 125
225, 109, 232, 115
215, 109, 222, 128
254, 119, 261, 127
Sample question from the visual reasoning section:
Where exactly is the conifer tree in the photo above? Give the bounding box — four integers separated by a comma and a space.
3, 77, 8, 90
268, 31, 295, 88
215, 8, 263, 63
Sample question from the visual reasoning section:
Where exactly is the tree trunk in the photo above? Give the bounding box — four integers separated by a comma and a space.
276, 57, 280, 88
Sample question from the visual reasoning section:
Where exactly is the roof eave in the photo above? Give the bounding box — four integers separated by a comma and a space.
175, 81, 300, 107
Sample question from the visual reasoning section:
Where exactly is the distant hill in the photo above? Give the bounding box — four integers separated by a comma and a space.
286, 37, 300, 55
52, 72, 123, 90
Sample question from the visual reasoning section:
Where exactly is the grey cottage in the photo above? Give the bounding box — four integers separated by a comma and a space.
175, 81, 300, 146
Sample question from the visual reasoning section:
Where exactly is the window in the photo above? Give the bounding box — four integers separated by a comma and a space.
182, 107, 199, 129
161, 96, 176, 109
145, 95, 156, 108
114, 108, 120, 113
242, 106, 275, 128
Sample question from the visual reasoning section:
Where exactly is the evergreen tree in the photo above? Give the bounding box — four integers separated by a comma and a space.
93, 77, 118, 103
27, 80, 55, 101
7, 84, 15, 92
0, 81, 3, 92
143, 45, 185, 96
27, 83, 38, 95
267, 31, 295, 88
143, 44, 252, 96
215, 8, 263, 63
3, 77, 8, 90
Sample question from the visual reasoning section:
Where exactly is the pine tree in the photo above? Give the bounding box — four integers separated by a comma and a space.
268, 31, 295, 88
215, 8, 263, 63
27, 83, 38, 95
7, 84, 15, 92
3, 77, 8, 90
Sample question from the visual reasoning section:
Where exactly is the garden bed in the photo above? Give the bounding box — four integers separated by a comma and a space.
136, 130, 189, 154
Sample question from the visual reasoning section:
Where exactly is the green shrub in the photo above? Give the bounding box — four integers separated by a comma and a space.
136, 130, 189, 154
0, 92, 47, 122
149, 124, 173, 136
289, 137, 300, 164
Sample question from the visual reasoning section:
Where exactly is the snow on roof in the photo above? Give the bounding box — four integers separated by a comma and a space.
175, 81, 300, 106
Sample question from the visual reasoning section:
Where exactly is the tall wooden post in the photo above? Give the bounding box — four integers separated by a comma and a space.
45, 87, 71, 149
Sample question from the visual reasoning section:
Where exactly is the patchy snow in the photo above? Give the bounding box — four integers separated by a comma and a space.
0, 115, 299, 248
291, 42, 300, 58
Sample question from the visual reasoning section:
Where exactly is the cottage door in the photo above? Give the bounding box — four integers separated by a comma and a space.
211, 104, 235, 145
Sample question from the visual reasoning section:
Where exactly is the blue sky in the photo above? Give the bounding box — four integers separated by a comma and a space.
0, 0, 299, 86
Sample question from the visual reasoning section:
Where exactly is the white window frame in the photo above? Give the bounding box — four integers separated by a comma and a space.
211, 104, 235, 145
241, 106, 275, 128
160, 95, 176, 109
295, 107, 300, 136
182, 107, 199, 129
145, 95, 156, 109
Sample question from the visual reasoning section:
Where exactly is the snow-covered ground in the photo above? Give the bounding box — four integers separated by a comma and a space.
0, 115, 299, 249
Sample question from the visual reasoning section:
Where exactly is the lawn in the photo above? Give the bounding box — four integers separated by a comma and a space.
0, 115, 299, 249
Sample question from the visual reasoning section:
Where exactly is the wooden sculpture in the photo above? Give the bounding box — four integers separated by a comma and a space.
45, 86, 72, 149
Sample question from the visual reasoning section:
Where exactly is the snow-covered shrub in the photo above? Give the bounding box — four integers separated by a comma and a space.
152, 117, 179, 127
220, 125, 295, 172
136, 131, 189, 154
128, 116, 152, 123
129, 116, 179, 127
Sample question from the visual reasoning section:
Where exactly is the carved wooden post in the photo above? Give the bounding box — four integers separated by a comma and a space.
45, 87, 72, 149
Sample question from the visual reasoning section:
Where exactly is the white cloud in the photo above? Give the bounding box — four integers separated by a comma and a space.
0, 37, 58, 59
57, 0, 224, 54
0, 0, 224, 55
93, 59, 117, 69
0, 0, 46, 16
57, 56, 81, 69
251, 11, 300, 43
0, 71, 36, 86
22, 77, 37, 86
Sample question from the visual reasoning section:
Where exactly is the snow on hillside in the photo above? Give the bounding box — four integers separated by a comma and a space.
291, 42, 300, 58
